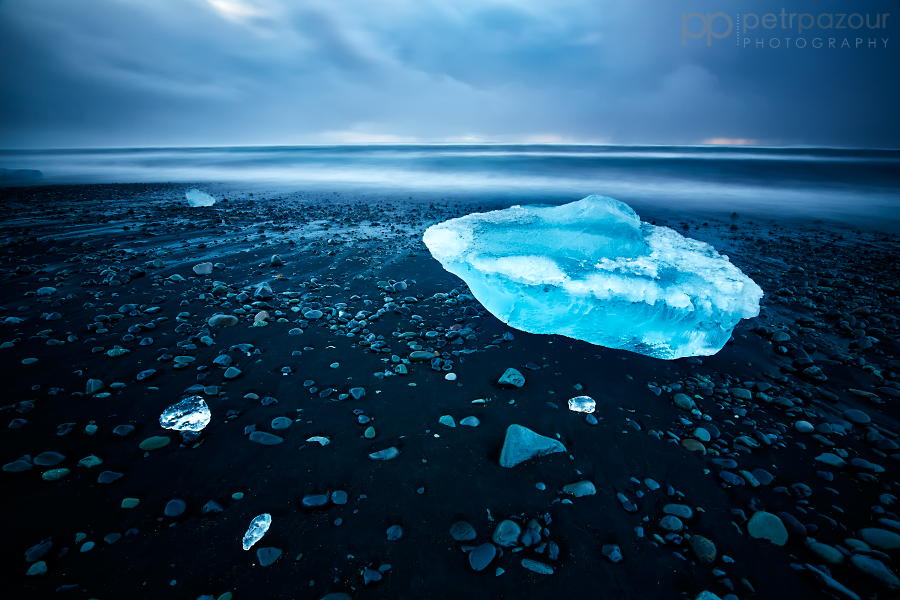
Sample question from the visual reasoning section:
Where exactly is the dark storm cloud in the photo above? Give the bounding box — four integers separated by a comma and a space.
0, 0, 897, 148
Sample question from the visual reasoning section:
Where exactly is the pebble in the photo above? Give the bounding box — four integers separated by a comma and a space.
271, 417, 292, 429
499, 424, 566, 468
249, 432, 284, 445
659, 516, 684, 532
843, 409, 871, 425
849, 554, 900, 590
26, 561, 47, 576
690, 535, 717, 565
34, 452, 65, 466
139, 436, 170, 450
561, 480, 596, 497
164, 499, 186, 517
602, 544, 623, 563
369, 447, 399, 460
41, 468, 69, 481
98, 471, 123, 484
492, 520, 522, 547
460, 416, 480, 427
859, 528, 900, 550
521, 559, 553, 574
387, 525, 404, 540
257, 547, 282, 567
747, 511, 788, 546
468, 543, 496, 571
795, 420, 814, 433
663, 504, 693, 520
450, 521, 476, 541
208, 314, 238, 327
498, 368, 525, 388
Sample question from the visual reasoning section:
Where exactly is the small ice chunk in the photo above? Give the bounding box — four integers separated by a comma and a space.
185, 189, 216, 207
423, 195, 763, 359
567, 396, 596, 413
159, 396, 211, 432
242, 513, 271, 550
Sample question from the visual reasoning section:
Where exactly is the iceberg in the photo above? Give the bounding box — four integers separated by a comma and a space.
423, 195, 762, 359
185, 189, 216, 207
242, 513, 271, 550
159, 396, 211, 431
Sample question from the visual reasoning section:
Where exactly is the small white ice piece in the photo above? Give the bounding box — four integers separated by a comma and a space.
159, 396, 211, 431
567, 396, 596, 413
242, 513, 271, 550
185, 189, 216, 207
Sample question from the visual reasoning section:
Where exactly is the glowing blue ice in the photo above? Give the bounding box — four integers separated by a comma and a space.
159, 396, 211, 431
242, 513, 271, 550
423, 195, 762, 360
185, 189, 216, 207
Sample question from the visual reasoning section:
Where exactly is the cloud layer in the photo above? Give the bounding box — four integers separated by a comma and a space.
0, 0, 897, 148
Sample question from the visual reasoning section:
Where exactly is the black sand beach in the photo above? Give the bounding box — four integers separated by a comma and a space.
2, 183, 900, 600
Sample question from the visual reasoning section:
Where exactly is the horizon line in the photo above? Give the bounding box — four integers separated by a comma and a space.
3, 142, 899, 152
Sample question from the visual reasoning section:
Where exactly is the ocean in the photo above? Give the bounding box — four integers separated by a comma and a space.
1, 144, 899, 230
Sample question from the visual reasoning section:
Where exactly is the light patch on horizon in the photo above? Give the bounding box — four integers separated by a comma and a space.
316, 131, 419, 144
207, 0, 266, 22
703, 138, 756, 146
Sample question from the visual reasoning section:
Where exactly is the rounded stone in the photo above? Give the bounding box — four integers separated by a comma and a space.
41, 468, 69, 481
659, 515, 684, 532
468, 543, 496, 571
271, 417, 292, 430
208, 314, 238, 327
690, 535, 716, 565
450, 521, 476, 541
492, 520, 521, 547
844, 409, 871, 424
794, 420, 814, 433
562, 480, 596, 497
164, 499, 186, 517
747, 511, 788, 546
139, 436, 170, 451
860, 528, 900, 550
808, 542, 844, 565
663, 504, 693, 520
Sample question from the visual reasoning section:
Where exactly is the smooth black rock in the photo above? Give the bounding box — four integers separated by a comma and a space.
468, 543, 496, 572
164, 499, 187, 517
450, 521, 476, 541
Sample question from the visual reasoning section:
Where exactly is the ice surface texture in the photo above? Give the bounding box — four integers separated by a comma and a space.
423, 195, 762, 359
185, 189, 216, 207
242, 513, 271, 550
159, 396, 211, 431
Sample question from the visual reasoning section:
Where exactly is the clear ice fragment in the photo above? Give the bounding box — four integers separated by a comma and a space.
185, 189, 216, 207
567, 396, 596, 413
242, 513, 272, 550
159, 396, 211, 432
423, 195, 762, 359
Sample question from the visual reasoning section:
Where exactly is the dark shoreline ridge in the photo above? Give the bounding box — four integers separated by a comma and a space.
1, 183, 900, 600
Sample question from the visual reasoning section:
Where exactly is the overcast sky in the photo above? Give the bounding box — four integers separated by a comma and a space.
0, 0, 897, 148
